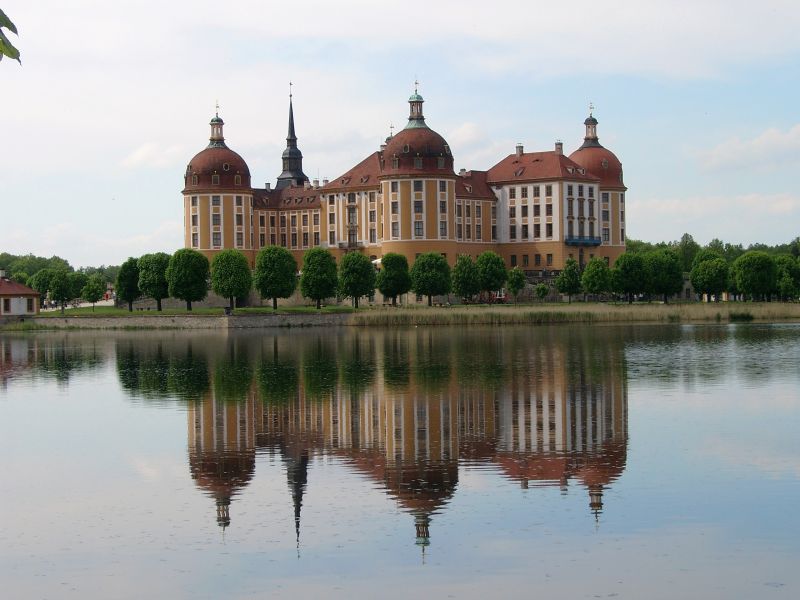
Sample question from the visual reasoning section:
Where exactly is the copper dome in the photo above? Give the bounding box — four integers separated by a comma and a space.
184, 146, 251, 191
381, 127, 454, 177
569, 145, 625, 190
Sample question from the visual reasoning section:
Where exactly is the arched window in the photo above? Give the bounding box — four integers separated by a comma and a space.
191, 175, 198, 185
234, 174, 241, 186
212, 174, 220, 185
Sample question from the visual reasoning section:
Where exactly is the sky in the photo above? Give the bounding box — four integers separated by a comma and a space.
2, 0, 800, 268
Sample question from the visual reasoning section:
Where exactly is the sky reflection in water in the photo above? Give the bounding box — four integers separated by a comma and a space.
1, 324, 798, 599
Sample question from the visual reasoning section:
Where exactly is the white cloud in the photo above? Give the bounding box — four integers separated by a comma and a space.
121, 143, 189, 169
630, 193, 800, 244
701, 124, 800, 171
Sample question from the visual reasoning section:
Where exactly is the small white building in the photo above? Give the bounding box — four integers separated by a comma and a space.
0, 271, 40, 316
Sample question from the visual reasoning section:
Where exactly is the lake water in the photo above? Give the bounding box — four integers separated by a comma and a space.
1, 324, 799, 599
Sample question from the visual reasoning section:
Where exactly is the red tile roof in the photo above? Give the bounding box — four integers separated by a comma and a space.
487, 151, 600, 184
0, 278, 39, 296
323, 152, 383, 192
455, 170, 496, 200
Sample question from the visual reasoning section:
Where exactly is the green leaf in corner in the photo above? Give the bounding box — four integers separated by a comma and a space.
0, 9, 18, 35
0, 29, 21, 64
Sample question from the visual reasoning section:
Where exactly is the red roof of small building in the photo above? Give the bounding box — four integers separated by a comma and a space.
487, 151, 600, 184
0, 278, 40, 296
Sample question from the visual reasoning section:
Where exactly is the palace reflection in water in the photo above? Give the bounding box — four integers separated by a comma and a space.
117, 327, 630, 548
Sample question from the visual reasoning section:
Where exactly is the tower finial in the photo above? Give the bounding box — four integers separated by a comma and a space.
414, 77, 419, 94
289, 80, 293, 99
389, 123, 394, 137
589, 101, 594, 116
215, 100, 219, 118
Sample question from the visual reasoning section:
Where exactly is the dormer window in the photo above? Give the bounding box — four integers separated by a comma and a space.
234, 174, 241, 185
222, 163, 230, 171
444, 145, 451, 155
465, 184, 472, 193
360, 175, 369, 184
414, 157, 423, 169
392, 157, 399, 169
601, 159, 609, 169
514, 167, 525, 177
403, 144, 410, 153
212, 174, 220, 185
192, 175, 198, 185
566, 167, 574, 174
437, 157, 445, 169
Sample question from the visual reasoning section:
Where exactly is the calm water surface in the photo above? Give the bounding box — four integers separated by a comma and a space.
1, 324, 799, 599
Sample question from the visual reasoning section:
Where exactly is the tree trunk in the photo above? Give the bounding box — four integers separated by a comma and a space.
354, 296, 359, 309
628, 293, 633, 304
156, 298, 162, 311
187, 300, 192, 311
92, 303, 95, 312
392, 296, 397, 307
128, 301, 133, 312
61, 302, 65, 315
663, 293, 669, 304
316, 299, 321, 310
230, 297, 235, 310
273, 297, 278, 310
427, 295, 432, 306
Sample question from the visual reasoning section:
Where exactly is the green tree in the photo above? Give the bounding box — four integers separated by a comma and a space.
775, 254, 800, 301
166, 249, 209, 311
137, 252, 171, 311
535, 283, 550, 301
581, 257, 611, 297
211, 249, 252, 310
49, 270, 71, 314
116, 258, 140, 312
690, 258, 728, 302
338, 252, 375, 308
410, 252, 451, 306
555, 258, 582, 303
81, 275, 106, 311
644, 248, 684, 303
506, 267, 526, 304
253, 246, 298, 310
476, 251, 507, 298
11, 271, 28, 286
733, 251, 777, 301
0, 8, 21, 64
691, 248, 724, 271
68, 271, 88, 304
612, 252, 647, 303
675, 233, 700, 272
300, 248, 338, 309
451, 255, 480, 302
29, 268, 55, 307
375, 252, 411, 306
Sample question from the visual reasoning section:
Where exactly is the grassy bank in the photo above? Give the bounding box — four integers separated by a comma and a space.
350, 302, 800, 327
35, 305, 354, 318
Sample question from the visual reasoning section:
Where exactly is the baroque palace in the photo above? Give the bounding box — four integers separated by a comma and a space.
182, 89, 627, 273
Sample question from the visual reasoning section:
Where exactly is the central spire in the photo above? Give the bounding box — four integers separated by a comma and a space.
406, 83, 427, 130
276, 87, 309, 190
208, 104, 226, 148
580, 106, 602, 149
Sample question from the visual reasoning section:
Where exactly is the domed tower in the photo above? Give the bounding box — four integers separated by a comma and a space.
569, 108, 627, 252
378, 88, 460, 265
275, 94, 309, 190
182, 108, 257, 266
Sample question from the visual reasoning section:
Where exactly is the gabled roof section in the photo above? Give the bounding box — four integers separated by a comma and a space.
323, 152, 383, 192
253, 184, 321, 210
455, 170, 496, 200
0, 278, 40, 296
487, 151, 600, 184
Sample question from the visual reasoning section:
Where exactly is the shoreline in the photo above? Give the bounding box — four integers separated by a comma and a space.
3, 303, 800, 330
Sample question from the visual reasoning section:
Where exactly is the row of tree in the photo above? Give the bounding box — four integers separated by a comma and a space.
26, 269, 107, 313
556, 247, 800, 303
110, 247, 536, 312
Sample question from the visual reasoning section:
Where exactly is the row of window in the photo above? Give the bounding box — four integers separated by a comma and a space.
508, 254, 554, 267
189, 174, 243, 186
509, 204, 553, 218
509, 223, 554, 240
508, 184, 553, 199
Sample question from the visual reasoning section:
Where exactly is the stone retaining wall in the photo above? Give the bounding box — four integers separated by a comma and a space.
28, 313, 354, 330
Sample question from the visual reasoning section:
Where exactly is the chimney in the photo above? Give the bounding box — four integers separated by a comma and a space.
313, 179, 319, 188
265, 182, 271, 192
555, 141, 563, 155
380, 142, 387, 152
322, 178, 329, 186
304, 180, 312, 189
0, 269, 6, 279
459, 168, 466, 177
515, 143, 524, 156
